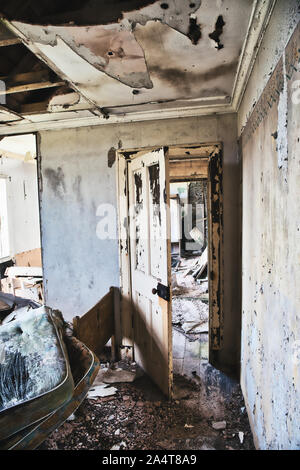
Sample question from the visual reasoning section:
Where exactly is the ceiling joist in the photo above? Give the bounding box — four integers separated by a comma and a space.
0, 79, 65, 95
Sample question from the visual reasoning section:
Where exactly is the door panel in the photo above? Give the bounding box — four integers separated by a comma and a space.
128, 148, 172, 397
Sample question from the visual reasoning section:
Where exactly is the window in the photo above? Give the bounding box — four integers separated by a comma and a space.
0, 177, 10, 259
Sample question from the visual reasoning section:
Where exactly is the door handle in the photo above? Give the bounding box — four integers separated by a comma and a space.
152, 283, 170, 301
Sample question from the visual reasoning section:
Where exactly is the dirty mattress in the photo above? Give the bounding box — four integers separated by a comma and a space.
0, 307, 67, 412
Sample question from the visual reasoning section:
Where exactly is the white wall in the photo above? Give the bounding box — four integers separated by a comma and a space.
38, 113, 241, 376
0, 156, 41, 259
238, 1, 300, 449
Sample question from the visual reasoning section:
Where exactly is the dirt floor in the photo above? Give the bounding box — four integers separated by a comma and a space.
40, 368, 254, 451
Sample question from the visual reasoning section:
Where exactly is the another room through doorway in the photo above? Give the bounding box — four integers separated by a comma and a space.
170, 179, 209, 382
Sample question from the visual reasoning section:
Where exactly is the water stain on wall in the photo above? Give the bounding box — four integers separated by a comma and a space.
44, 167, 66, 199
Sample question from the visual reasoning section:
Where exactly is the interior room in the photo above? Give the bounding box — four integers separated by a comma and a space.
0, 0, 298, 452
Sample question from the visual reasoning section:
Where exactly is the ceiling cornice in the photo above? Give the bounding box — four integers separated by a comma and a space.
0, 103, 234, 136
231, 0, 277, 112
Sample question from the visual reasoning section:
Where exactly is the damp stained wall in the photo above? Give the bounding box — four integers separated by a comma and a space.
238, 4, 300, 449
38, 112, 241, 375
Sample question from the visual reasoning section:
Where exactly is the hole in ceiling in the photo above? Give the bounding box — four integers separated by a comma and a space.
160, 3, 169, 9
187, 17, 201, 45
209, 15, 225, 50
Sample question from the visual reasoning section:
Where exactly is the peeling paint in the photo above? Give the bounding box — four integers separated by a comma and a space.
107, 147, 116, 168
9, 0, 253, 116
149, 163, 161, 223
209, 15, 225, 50
277, 52, 288, 170
187, 16, 201, 45
240, 20, 300, 450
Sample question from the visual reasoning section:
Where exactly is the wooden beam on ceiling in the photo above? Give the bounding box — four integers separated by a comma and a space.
0, 70, 50, 83
168, 145, 219, 159
0, 37, 21, 47
0, 80, 65, 95
169, 158, 208, 181
0, 22, 21, 47
20, 100, 50, 114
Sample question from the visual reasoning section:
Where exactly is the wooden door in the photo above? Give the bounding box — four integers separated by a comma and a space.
128, 148, 172, 397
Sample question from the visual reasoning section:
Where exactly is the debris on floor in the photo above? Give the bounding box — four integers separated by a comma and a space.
87, 385, 117, 399
172, 297, 208, 334
212, 421, 227, 431
1, 266, 44, 304
40, 370, 255, 451
99, 365, 140, 384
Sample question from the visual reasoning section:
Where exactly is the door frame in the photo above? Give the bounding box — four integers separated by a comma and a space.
116, 142, 224, 369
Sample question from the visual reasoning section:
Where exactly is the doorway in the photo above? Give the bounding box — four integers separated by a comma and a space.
117, 143, 223, 397
0, 133, 44, 303
170, 178, 209, 382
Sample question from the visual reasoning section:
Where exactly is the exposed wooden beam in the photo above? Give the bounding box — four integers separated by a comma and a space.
0, 80, 65, 95
169, 158, 208, 180
0, 23, 21, 46
20, 100, 50, 114
0, 37, 21, 47
0, 70, 50, 83
168, 145, 218, 159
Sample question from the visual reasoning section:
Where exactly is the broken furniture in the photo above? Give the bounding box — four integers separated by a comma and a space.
1, 266, 44, 304
73, 286, 121, 361
0, 307, 74, 442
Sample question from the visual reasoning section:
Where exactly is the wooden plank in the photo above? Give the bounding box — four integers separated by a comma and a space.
208, 148, 224, 351
169, 158, 208, 180
112, 286, 122, 361
5, 266, 43, 277
0, 23, 21, 47
0, 70, 50, 83
73, 288, 115, 355
0, 37, 21, 47
0, 80, 65, 95
168, 145, 219, 159
20, 100, 50, 114
117, 152, 134, 360
15, 248, 42, 267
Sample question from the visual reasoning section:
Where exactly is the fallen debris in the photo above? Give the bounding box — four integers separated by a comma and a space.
1, 266, 44, 304
40, 375, 255, 451
172, 297, 208, 334
102, 367, 137, 384
212, 421, 227, 431
110, 441, 127, 450
87, 384, 117, 399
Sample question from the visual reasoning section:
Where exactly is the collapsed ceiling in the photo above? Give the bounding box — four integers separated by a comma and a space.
0, 0, 275, 134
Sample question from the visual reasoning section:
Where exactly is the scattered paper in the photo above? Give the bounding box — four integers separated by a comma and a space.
87, 384, 117, 399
